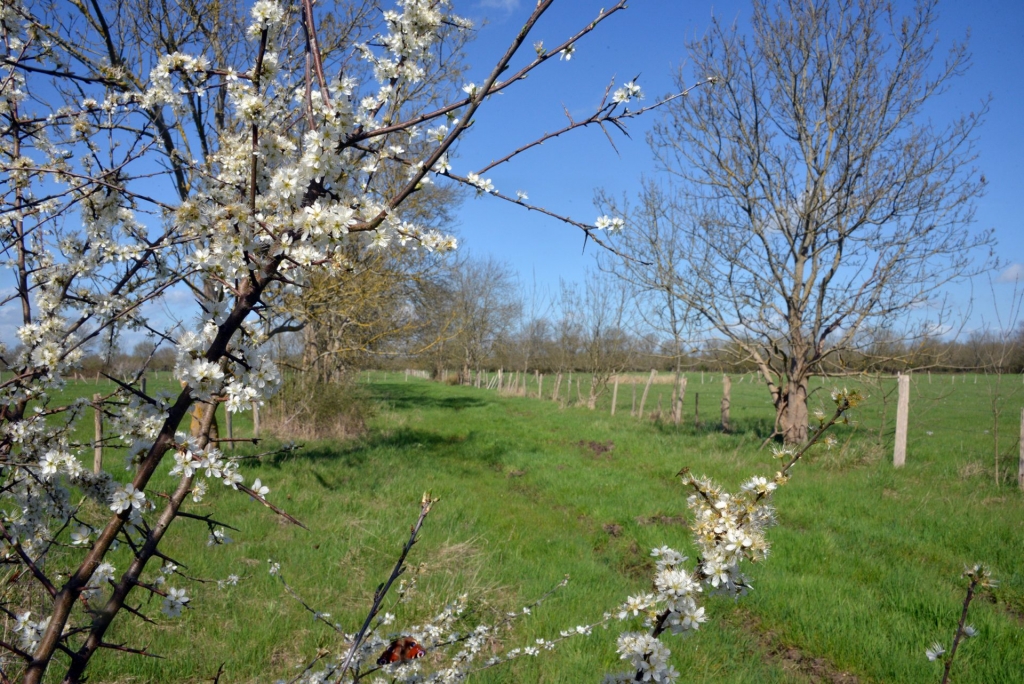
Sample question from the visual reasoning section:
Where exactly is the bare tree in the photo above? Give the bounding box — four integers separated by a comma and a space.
972, 278, 1024, 485
421, 257, 521, 382
598, 181, 698, 376
607, 0, 992, 442
559, 271, 634, 408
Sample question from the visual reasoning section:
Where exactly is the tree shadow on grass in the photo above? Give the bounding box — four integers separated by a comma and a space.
367, 384, 490, 412
647, 416, 777, 442
265, 428, 501, 469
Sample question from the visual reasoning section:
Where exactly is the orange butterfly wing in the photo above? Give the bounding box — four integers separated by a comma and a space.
377, 637, 426, 665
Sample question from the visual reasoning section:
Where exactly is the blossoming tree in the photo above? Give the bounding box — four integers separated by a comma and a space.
0, 0, 712, 680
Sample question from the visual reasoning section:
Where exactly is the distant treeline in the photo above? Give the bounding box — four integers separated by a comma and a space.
6, 322, 1020, 380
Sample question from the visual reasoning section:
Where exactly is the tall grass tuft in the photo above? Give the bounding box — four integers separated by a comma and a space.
264, 376, 371, 440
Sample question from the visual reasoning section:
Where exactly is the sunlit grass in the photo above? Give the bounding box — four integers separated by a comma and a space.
39, 373, 1024, 682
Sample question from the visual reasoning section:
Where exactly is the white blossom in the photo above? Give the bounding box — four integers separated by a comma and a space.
162, 587, 190, 618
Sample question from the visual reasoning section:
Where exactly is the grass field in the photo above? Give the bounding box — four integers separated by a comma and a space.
30, 372, 1024, 682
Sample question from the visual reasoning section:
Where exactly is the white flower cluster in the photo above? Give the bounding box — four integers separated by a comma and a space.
250, 0, 285, 33
595, 215, 625, 232
687, 472, 779, 593
173, 323, 280, 410
109, 483, 146, 514
466, 171, 495, 194
611, 632, 677, 682
612, 79, 643, 105
378, 1, 467, 77
83, 562, 117, 601
1, 412, 119, 564
606, 471, 786, 681
161, 587, 190, 618
144, 52, 211, 108
652, 549, 706, 634
169, 436, 245, 499
13, 612, 51, 653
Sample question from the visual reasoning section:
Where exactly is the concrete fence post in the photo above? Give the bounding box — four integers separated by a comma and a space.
721, 375, 731, 431
894, 374, 910, 467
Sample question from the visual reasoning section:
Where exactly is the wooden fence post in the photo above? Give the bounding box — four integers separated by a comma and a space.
674, 375, 686, 425
252, 402, 261, 438
538, 374, 543, 399
631, 381, 637, 416
670, 375, 678, 421
1018, 406, 1024, 491
721, 374, 731, 431
225, 408, 234, 450
694, 392, 700, 428
552, 372, 562, 401
140, 376, 147, 396
893, 374, 910, 468
611, 377, 619, 416
638, 369, 656, 419
93, 393, 102, 474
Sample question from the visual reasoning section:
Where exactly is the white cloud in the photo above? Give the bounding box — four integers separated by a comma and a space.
997, 263, 1024, 283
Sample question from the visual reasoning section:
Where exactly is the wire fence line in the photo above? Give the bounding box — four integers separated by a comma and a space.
363, 368, 1024, 486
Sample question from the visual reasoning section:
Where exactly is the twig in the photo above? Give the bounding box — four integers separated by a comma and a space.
334, 494, 437, 682
939, 565, 993, 684
236, 483, 306, 529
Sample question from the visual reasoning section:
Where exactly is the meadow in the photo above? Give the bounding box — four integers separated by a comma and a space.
36, 371, 1024, 682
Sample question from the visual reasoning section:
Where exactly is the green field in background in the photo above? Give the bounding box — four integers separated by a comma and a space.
25, 372, 1024, 682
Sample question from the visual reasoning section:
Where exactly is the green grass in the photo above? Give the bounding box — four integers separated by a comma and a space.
31, 373, 1024, 682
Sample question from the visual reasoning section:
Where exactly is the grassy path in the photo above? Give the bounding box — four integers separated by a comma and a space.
57, 376, 1024, 682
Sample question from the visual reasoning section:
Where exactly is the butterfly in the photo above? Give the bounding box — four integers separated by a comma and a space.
376, 637, 426, 666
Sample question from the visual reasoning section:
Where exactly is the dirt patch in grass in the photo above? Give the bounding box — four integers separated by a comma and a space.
576, 440, 615, 459
985, 590, 1024, 627
602, 523, 623, 537
1002, 601, 1024, 626
735, 609, 860, 683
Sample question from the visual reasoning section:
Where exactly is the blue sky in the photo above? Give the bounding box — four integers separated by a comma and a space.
451, 0, 1024, 332
3, 0, 1021, 349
